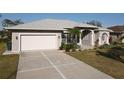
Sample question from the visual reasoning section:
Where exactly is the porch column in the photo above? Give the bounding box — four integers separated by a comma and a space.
98, 32, 102, 45
107, 32, 110, 45
91, 30, 95, 46
79, 30, 83, 47
63, 30, 68, 44
65, 34, 68, 44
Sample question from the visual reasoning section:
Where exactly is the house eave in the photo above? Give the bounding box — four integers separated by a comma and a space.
75, 26, 98, 29
6, 28, 64, 32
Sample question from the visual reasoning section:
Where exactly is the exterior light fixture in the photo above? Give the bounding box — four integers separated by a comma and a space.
16, 36, 18, 40
58, 36, 60, 39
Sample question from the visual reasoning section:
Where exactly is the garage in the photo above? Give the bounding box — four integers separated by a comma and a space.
20, 34, 58, 51
6, 19, 76, 52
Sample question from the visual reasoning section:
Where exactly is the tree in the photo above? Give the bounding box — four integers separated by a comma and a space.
87, 20, 102, 27
0, 30, 7, 38
2, 19, 24, 27
68, 28, 80, 43
1, 19, 24, 49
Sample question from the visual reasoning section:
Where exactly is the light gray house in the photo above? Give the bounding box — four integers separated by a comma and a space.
5, 19, 112, 52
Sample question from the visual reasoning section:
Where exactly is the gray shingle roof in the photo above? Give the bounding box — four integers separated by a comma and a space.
6, 19, 98, 30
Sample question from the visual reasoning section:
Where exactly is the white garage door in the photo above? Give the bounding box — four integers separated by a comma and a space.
21, 35, 58, 51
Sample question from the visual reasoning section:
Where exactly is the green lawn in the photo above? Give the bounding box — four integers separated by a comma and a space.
0, 42, 6, 54
0, 42, 19, 79
0, 54, 19, 79
67, 49, 124, 79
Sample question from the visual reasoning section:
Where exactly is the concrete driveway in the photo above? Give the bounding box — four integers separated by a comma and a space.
16, 50, 113, 79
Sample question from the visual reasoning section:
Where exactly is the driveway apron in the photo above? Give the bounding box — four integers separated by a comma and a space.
16, 50, 113, 79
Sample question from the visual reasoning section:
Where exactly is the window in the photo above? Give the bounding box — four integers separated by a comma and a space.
61, 33, 66, 43
62, 33, 66, 38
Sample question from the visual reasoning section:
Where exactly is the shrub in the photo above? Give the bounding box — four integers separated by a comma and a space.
59, 42, 66, 50
121, 43, 124, 47
97, 50, 124, 63
110, 42, 124, 48
113, 46, 122, 50
99, 44, 110, 49
71, 43, 77, 52
65, 43, 77, 52
65, 44, 72, 52
112, 41, 118, 45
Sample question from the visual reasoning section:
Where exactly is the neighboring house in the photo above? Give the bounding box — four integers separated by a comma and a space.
108, 25, 124, 43
5, 19, 112, 52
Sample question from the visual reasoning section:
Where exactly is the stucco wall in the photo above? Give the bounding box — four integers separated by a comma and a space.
94, 31, 99, 41
81, 31, 92, 47
12, 33, 19, 52
81, 30, 110, 49
12, 32, 61, 52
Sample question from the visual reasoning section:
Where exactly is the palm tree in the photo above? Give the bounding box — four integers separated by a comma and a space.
68, 28, 80, 44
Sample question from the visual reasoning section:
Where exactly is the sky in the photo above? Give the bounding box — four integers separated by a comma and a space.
0, 13, 124, 30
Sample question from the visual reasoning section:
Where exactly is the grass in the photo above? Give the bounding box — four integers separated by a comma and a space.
0, 42, 19, 79
0, 42, 6, 54
67, 49, 124, 79
0, 54, 19, 79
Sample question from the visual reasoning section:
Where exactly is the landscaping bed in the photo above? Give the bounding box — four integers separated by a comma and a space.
67, 47, 124, 79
